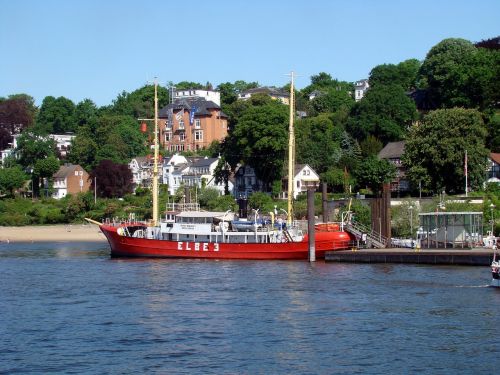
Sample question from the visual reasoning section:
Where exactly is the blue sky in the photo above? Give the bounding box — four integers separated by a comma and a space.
1, 0, 498, 107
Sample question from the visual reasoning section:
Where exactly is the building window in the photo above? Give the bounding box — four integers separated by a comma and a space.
195, 130, 203, 141
195, 119, 201, 128
179, 132, 186, 141
179, 119, 185, 129
166, 120, 172, 129
165, 132, 172, 142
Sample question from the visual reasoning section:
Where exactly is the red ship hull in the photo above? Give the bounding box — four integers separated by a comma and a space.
100, 224, 352, 260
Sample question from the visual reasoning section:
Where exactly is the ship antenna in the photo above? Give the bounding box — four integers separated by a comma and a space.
152, 78, 159, 226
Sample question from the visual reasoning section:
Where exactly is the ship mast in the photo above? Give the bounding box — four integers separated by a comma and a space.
152, 79, 159, 226
287, 72, 295, 226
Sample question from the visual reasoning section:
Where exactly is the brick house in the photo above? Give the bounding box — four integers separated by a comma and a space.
52, 163, 91, 199
158, 98, 228, 152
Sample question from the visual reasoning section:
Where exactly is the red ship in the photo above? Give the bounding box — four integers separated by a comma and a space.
91, 75, 353, 259
95, 211, 352, 260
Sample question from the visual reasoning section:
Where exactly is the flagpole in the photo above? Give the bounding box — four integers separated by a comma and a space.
152, 78, 159, 225
465, 150, 468, 197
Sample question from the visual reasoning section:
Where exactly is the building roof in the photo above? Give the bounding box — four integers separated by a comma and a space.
240, 87, 290, 98
53, 163, 86, 179
491, 153, 500, 165
158, 98, 227, 119
378, 141, 406, 159
191, 156, 219, 168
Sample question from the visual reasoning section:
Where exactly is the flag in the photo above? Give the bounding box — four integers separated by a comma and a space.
189, 105, 197, 125
175, 107, 184, 121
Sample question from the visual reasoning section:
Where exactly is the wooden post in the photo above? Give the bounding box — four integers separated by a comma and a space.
307, 188, 316, 262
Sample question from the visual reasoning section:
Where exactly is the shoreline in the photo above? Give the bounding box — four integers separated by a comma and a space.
0, 224, 106, 243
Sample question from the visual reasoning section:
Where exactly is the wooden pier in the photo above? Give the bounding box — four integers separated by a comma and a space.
325, 248, 495, 266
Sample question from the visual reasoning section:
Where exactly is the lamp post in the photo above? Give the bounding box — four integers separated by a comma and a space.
490, 203, 495, 237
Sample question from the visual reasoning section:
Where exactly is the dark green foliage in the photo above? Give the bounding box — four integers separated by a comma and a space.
35, 96, 76, 134
295, 114, 342, 174
108, 85, 169, 119
248, 192, 273, 212
403, 108, 489, 193
369, 59, 421, 90
229, 101, 289, 189
347, 84, 417, 143
0, 166, 28, 196
355, 156, 396, 195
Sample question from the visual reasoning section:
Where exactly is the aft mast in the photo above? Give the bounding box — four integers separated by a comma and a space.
287, 72, 295, 226
152, 79, 159, 226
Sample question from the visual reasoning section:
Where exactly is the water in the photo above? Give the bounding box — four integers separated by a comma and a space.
1, 242, 499, 374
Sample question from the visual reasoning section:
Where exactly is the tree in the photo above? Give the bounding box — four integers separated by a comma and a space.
74, 99, 98, 129
418, 38, 478, 108
229, 102, 289, 189
309, 88, 354, 115
36, 96, 77, 134
0, 95, 36, 134
355, 156, 396, 196
402, 108, 489, 193
217, 80, 259, 107
347, 84, 417, 143
67, 127, 99, 171
109, 84, 169, 119
295, 114, 342, 174
360, 135, 383, 157
90, 160, 133, 198
369, 59, 420, 90
34, 156, 60, 197
0, 166, 28, 196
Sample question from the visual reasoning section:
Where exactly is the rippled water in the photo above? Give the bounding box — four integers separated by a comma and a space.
1, 242, 499, 374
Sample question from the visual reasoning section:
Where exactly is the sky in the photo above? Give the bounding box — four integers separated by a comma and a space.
1, 0, 499, 107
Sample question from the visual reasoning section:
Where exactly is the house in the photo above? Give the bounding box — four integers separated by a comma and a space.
129, 156, 154, 190
233, 165, 264, 199
158, 98, 228, 153
486, 153, 500, 183
308, 90, 323, 101
182, 156, 232, 195
378, 141, 410, 194
238, 87, 290, 104
172, 88, 221, 106
354, 79, 369, 101
49, 133, 75, 158
52, 163, 91, 199
287, 164, 320, 199
161, 153, 189, 195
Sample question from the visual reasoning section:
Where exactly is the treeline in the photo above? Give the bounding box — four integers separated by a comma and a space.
0, 36, 499, 201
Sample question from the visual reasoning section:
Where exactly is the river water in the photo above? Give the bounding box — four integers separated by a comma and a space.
1, 242, 499, 374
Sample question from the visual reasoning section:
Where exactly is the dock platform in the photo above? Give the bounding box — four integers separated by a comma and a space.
325, 248, 495, 266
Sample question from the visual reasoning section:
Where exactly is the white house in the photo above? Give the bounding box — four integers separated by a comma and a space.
354, 79, 369, 101
161, 153, 189, 195
129, 156, 154, 190
49, 133, 75, 157
291, 164, 320, 199
182, 156, 232, 195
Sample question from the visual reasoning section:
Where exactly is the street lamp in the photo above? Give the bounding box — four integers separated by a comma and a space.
490, 203, 495, 237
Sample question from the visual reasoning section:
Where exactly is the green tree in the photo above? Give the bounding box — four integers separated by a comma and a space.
295, 114, 342, 174
108, 84, 169, 119
369, 59, 421, 90
355, 156, 396, 196
74, 98, 99, 129
230, 102, 289, 189
347, 84, 417, 143
418, 38, 482, 108
67, 127, 99, 170
34, 156, 60, 197
35, 96, 76, 134
0, 166, 28, 196
402, 108, 489, 193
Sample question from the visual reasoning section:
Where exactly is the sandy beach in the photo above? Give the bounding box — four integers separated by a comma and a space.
0, 224, 106, 243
